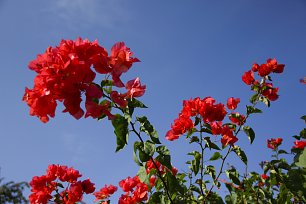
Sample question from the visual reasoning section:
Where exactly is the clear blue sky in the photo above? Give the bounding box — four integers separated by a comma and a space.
0, 0, 305, 202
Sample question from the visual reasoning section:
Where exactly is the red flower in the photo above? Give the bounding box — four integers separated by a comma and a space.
242, 70, 255, 85
125, 77, 146, 98
227, 97, 240, 110
146, 159, 162, 174
109, 42, 140, 87
119, 176, 139, 192
29, 191, 52, 204
81, 179, 95, 194
266, 58, 285, 74
165, 130, 180, 141
300, 77, 306, 84
221, 126, 238, 147
110, 91, 128, 108
23, 87, 57, 123
229, 113, 246, 125
262, 83, 279, 101
24, 38, 108, 122
210, 121, 223, 135
258, 64, 273, 77
198, 97, 227, 123
261, 174, 269, 180
118, 175, 149, 204
293, 140, 306, 150
267, 138, 283, 150
66, 182, 83, 203
94, 184, 117, 201
149, 176, 156, 187
252, 63, 260, 72
132, 182, 148, 202
166, 97, 227, 141
169, 115, 194, 139
84, 100, 114, 120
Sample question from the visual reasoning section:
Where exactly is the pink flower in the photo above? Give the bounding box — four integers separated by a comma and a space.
125, 77, 146, 98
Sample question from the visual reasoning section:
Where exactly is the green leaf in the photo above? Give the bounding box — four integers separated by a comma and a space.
194, 116, 201, 126
139, 149, 150, 162
101, 79, 113, 87
188, 151, 201, 176
156, 154, 172, 170
225, 169, 240, 186
206, 165, 216, 180
204, 137, 221, 150
129, 98, 147, 108
246, 106, 262, 115
189, 136, 199, 144
137, 116, 161, 144
165, 171, 184, 195
293, 135, 301, 140
149, 192, 162, 203
295, 148, 306, 168
133, 142, 143, 166
137, 166, 148, 182
209, 152, 222, 161
186, 128, 196, 139
301, 115, 306, 123
250, 93, 259, 104
144, 141, 155, 157
278, 149, 288, 154
127, 98, 147, 116
156, 145, 170, 155
300, 128, 306, 139
201, 128, 212, 134
259, 96, 270, 107
243, 126, 255, 144
112, 114, 129, 152
232, 146, 248, 165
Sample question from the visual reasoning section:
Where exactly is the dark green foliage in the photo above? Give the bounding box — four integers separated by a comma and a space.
0, 178, 29, 204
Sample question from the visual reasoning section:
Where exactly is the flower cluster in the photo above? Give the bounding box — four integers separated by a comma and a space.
165, 97, 227, 141
166, 96, 243, 147
118, 176, 148, 204
29, 164, 95, 204
267, 138, 283, 150
293, 140, 306, 150
242, 58, 285, 101
93, 159, 178, 204
23, 38, 145, 123
93, 184, 118, 203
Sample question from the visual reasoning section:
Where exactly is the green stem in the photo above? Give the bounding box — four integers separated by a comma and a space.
129, 121, 174, 204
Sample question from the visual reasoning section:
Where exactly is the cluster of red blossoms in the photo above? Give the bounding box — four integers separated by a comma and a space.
93, 175, 149, 204
267, 138, 283, 150
117, 176, 148, 204
29, 164, 95, 204
165, 96, 245, 147
23, 38, 145, 123
293, 140, 306, 150
242, 58, 285, 101
93, 159, 178, 204
94, 175, 148, 204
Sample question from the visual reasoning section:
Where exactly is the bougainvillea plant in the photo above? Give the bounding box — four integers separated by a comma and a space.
23, 38, 306, 204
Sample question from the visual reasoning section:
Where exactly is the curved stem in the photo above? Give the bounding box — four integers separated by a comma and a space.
206, 146, 232, 197
199, 121, 205, 197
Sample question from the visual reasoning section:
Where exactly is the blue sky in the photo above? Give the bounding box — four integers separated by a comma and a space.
0, 0, 305, 202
